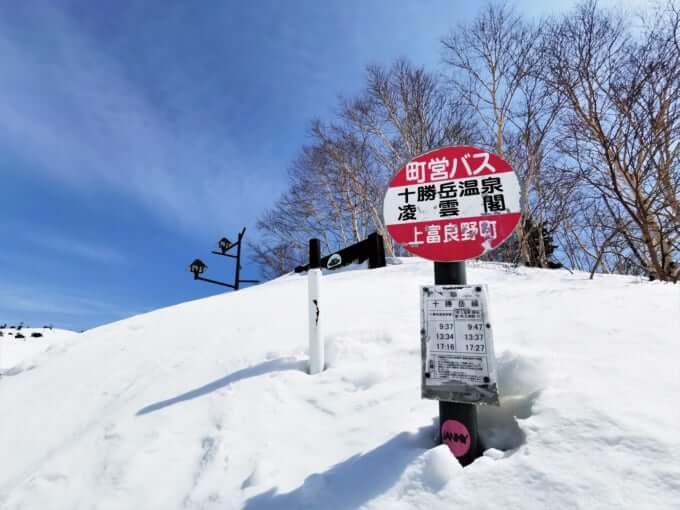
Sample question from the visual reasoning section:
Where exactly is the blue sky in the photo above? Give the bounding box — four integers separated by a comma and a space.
0, 0, 649, 331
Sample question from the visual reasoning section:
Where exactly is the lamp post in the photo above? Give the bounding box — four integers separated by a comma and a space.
188, 227, 259, 290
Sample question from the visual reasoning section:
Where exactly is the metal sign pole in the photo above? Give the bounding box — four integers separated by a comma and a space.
434, 261, 480, 466
308, 239, 324, 374
234, 229, 244, 290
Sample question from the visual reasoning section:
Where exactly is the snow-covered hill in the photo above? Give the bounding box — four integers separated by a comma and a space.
0, 328, 78, 376
1, 260, 679, 509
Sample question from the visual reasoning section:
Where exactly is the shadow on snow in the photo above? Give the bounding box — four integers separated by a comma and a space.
136, 357, 306, 416
243, 422, 435, 510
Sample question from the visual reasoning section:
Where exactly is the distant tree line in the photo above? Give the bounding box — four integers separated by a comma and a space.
253, 1, 680, 282
0, 323, 50, 339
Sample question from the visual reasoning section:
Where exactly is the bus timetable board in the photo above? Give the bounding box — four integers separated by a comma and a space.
421, 284, 499, 406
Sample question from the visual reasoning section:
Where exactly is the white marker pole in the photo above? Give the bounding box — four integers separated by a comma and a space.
308, 239, 324, 374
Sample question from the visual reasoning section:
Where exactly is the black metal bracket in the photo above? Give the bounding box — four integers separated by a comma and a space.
193, 275, 235, 289
294, 232, 386, 273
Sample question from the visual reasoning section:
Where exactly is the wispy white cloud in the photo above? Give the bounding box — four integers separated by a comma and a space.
0, 4, 282, 236
0, 282, 134, 318
24, 232, 127, 265
0, 222, 127, 264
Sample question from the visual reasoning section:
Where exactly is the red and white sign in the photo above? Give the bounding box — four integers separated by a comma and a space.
383, 146, 521, 261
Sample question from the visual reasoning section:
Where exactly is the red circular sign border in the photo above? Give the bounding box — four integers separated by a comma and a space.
383, 146, 521, 262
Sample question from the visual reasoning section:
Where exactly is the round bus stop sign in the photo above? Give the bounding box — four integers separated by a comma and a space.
383, 146, 521, 261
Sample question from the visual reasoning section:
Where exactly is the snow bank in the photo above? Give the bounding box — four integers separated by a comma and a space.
0, 328, 79, 376
1, 260, 678, 509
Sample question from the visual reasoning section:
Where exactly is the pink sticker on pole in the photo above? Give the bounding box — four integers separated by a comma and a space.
441, 420, 471, 457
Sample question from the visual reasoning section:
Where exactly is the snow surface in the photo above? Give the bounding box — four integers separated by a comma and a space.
1, 260, 679, 509
0, 328, 79, 375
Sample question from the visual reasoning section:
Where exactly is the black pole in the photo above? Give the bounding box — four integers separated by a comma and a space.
309, 238, 321, 269
234, 229, 244, 290
376, 234, 386, 268
434, 261, 480, 467
367, 232, 386, 269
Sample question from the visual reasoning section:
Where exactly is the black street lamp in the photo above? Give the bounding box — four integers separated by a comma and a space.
218, 237, 232, 255
188, 227, 259, 290
188, 259, 207, 279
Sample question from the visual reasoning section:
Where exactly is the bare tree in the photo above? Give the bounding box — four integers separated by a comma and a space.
254, 2, 680, 281
442, 3, 565, 267
254, 60, 476, 275
442, 3, 533, 157
342, 60, 477, 256
544, 1, 680, 281
310, 122, 390, 252
252, 132, 374, 275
